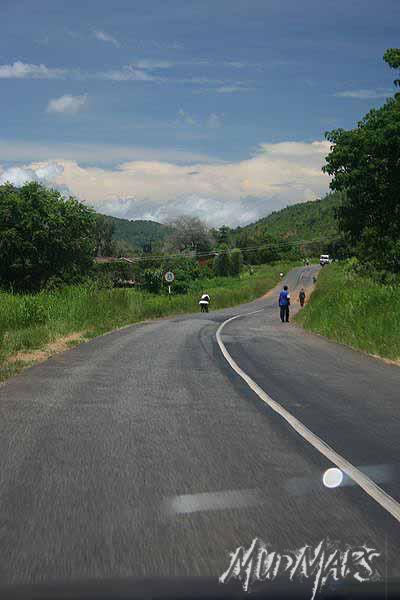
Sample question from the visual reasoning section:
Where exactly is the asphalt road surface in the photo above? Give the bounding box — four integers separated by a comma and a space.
1, 266, 400, 595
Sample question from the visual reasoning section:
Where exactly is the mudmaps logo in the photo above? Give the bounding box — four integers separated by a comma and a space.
219, 538, 381, 599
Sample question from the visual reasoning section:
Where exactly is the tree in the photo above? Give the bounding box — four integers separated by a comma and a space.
113, 239, 136, 257
0, 182, 96, 291
213, 247, 231, 276
323, 50, 400, 272
384, 48, 400, 88
257, 233, 281, 264
164, 216, 214, 255
216, 225, 232, 246
230, 248, 243, 275
142, 269, 163, 293
94, 214, 115, 256
326, 236, 354, 261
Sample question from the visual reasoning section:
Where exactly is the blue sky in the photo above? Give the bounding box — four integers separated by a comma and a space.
0, 0, 398, 225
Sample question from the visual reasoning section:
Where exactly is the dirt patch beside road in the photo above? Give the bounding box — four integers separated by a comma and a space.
7, 332, 87, 366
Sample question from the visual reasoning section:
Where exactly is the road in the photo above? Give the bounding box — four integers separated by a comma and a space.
1, 266, 400, 594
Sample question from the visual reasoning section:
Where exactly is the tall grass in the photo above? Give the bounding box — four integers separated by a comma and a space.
295, 263, 400, 360
0, 262, 293, 380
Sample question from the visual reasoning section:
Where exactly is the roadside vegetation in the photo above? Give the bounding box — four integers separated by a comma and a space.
0, 178, 305, 381
323, 49, 400, 275
296, 48, 400, 362
0, 262, 294, 381
295, 262, 400, 361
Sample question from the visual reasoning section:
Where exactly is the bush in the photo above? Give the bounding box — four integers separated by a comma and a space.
213, 249, 231, 276
92, 261, 137, 287
230, 248, 243, 275
170, 279, 191, 294
142, 269, 163, 293
199, 264, 214, 279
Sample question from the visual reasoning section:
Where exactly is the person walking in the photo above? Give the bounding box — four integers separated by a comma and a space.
278, 285, 290, 323
199, 293, 210, 313
299, 288, 306, 308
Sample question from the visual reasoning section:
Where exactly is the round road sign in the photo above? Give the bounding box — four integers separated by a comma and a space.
164, 271, 175, 283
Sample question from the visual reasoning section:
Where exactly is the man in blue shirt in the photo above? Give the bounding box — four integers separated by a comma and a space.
278, 285, 290, 323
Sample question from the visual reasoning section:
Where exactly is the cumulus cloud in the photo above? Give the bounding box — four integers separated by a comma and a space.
0, 61, 65, 79
93, 30, 120, 47
335, 89, 393, 99
0, 166, 38, 187
15, 140, 330, 226
0, 162, 70, 198
92, 194, 289, 226
47, 94, 89, 115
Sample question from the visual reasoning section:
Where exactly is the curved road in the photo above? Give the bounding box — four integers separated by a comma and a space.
1, 266, 400, 591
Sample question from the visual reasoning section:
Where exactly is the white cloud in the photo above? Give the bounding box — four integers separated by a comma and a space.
176, 111, 222, 129
177, 109, 197, 126
0, 139, 218, 165
35, 163, 64, 180
13, 140, 331, 226
99, 67, 157, 81
0, 162, 67, 192
47, 94, 88, 115
215, 85, 253, 94
0, 60, 252, 91
0, 166, 38, 187
0, 61, 65, 79
335, 89, 393, 99
130, 59, 175, 70
93, 30, 120, 48
134, 40, 184, 50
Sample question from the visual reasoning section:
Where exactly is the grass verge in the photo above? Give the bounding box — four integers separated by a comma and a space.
295, 262, 400, 362
0, 262, 294, 381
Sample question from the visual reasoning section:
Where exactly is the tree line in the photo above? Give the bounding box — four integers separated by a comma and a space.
324, 48, 400, 279
0, 182, 307, 293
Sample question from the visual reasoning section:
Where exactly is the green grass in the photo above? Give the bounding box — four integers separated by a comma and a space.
295, 263, 400, 361
0, 262, 294, 381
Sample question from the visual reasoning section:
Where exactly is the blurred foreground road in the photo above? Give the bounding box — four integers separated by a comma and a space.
1, 266, 400, 594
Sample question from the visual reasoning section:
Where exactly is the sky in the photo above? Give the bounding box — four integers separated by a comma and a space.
0, 0, 398, 226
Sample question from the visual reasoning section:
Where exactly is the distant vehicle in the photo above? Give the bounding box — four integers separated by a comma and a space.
320, 254, 332, 266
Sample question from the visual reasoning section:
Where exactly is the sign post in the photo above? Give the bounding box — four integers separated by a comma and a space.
164, 271, 175, 297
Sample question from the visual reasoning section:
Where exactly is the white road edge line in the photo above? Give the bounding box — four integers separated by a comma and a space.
216, 312, 400, 524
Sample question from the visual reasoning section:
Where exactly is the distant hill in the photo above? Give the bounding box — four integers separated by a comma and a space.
233, 192, 344, 243
103, 215, 172, 251
101, 191, 343, 254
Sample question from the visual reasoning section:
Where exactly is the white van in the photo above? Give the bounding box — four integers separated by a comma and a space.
320, 254, 332, 266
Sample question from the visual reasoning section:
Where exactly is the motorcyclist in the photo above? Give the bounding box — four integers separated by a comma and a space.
199, 293, 210, 313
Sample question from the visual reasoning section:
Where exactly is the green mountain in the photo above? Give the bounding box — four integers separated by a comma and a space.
233, 192, 343, 243
105, 215, 172, 251
102, 191, 342, 255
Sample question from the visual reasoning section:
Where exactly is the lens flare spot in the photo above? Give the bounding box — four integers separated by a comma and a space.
323, 468, 343, 488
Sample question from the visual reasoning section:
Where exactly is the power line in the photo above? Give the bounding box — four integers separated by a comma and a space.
122, 235, 339, 263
